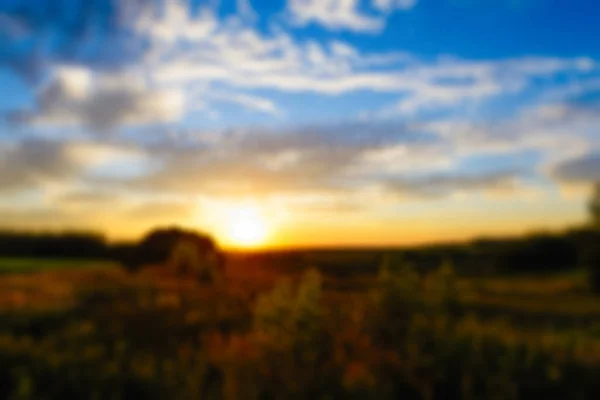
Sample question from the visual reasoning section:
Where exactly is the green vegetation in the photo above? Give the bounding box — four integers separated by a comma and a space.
1, 255, 600, 399
0, 258, 118, 275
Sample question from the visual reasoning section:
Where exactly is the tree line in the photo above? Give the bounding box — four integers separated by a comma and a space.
0, 227, 221, 270
0, 184, 598, 280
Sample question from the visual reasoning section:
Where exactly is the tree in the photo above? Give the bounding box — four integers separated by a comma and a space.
168, 240, 223, 282
587, 183, 600, 293
116, 226, 224, 277
590, 182, 600, 229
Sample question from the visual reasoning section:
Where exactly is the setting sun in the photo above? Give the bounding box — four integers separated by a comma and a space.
224, 206, 269, 248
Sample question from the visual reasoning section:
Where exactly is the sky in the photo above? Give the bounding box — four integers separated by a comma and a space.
0, 0, 599, 248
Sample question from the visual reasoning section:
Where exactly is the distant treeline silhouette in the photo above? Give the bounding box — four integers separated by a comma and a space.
0, 226, 598, 274
0, 230, 109, 259
240, 227, 600, 277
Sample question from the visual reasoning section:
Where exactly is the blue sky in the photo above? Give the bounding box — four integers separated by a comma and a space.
0, 0, 599, 246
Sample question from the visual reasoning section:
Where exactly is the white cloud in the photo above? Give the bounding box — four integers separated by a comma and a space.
356, 143, 452, 174
213, 92, 279, 114
40, 66, 92, 102
394, 79, 503, 114
135, 2, 217, 44
373, 0, 417, 12
137, 7, 597, 113
287, 0, 384, 33
285, 0, 418, 33
111, 2, 599, 123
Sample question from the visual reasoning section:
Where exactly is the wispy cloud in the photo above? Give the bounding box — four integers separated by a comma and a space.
285, 0, 418, 33
286, 0, 384, 33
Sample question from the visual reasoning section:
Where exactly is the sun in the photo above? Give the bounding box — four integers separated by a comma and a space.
225, 206, 269, 248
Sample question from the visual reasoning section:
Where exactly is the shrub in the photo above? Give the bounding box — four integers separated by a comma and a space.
370, 255, 426, 346
168, 240, 222, 283
254, 268, 325, 351
425, 260, 461, 315
116, 226, 223, 273
249, 269, 334, 397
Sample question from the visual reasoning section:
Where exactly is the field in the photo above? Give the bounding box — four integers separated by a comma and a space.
0, 258, 119, 275
2, 253, 600, 399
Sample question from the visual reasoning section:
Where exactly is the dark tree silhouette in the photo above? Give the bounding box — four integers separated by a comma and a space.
590, 182, 600, 229
0, 231, 108, 259
117, 226, 224, 275
587, 183, 600, 293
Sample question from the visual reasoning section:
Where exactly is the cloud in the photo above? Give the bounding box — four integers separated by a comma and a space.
140, 8, 595, 112
0, 139, 151, 193
286, 0, 384, 33
237, 0, 258, 21
285, 0, 417, 33
198, 91, 279, 115
421, 100, 600, 163
18, 67, 184, 131
4, 0, 597, 129
384, 170, 520, 198
15, 92, 588, 206
120, 118, 535, 204
386, 56, 594, 115
552, 153, 600, 184
128, 121, 433, 196
373, 0, 418, 12
57, 190, 119, 208
0, 139, 81, 193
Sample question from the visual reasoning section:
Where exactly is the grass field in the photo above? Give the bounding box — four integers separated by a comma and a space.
0, 257, 119, 275
1, 253, 600, 399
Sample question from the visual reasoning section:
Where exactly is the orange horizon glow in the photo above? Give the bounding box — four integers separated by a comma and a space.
5, 190, 587, 251
220, 205, 270, 249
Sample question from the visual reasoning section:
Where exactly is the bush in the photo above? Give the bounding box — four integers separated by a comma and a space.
116, 226, 223, 273
370, 255, 426, 346
246, 269, 335, 397
425, 260, 461, 315
254, 268, 325, 351
168, 240, 222, 283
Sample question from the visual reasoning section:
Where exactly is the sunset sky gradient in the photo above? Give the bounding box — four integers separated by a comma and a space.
0, 0, 599, 248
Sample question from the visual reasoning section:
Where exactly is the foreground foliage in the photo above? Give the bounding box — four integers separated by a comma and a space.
2, 260, 600, 399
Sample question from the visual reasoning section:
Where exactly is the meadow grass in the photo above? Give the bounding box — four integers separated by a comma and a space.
1, 257, 600, 398
0, 257, 119, 275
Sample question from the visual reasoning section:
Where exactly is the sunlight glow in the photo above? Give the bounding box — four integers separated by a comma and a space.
225, 205, 269, 248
